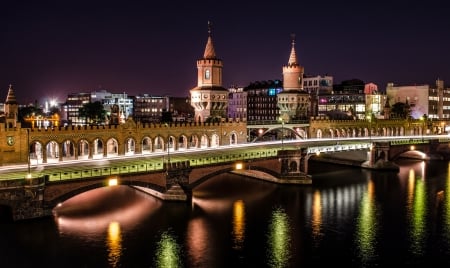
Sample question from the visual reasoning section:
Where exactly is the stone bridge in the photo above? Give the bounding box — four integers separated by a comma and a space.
0, 152, 310, 222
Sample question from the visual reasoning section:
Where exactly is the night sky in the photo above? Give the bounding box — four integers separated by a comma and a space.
1, 1, 449, 104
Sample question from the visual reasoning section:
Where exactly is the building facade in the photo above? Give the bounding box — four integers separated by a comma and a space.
227, 86, 247, 122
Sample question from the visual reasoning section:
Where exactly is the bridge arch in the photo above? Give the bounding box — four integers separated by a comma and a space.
62, 139, 75, 161
229, 131, 238, 145
200, 134, 209, 148
78, 139, 90, 159
47, 181, 166, 209
125, 137, 135, 155
178, 135, 188, 150
141, 136, 152, 154
106, 138, 119, 157
46, 140, 60, 163
154, 136, 164, 152
211, 133, 220, 147
190, 135, 199, 148
92, 138, 104, 159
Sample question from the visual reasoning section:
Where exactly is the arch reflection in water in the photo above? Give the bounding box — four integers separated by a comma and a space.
154, 230, 183, 268
267, 207, 291, 267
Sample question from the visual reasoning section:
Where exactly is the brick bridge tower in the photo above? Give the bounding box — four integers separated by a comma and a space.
190, 21, 228, 123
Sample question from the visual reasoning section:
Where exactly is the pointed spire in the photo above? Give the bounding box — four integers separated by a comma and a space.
5, 84, 18, 104
288, 33, 298, 66
203, 21, 216, 59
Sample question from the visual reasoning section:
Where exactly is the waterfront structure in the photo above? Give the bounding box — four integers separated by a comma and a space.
190, 22, 228, 123
277, 35, 309, 122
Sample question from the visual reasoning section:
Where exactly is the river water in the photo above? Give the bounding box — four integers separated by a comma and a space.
1, 159, 450, 267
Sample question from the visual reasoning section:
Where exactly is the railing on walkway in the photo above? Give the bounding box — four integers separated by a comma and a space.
46, 149, 280, 182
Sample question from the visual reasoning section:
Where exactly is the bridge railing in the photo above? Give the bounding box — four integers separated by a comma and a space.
46, 148, 280, 182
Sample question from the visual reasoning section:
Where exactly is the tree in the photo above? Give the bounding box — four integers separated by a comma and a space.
79, 101, 106, 125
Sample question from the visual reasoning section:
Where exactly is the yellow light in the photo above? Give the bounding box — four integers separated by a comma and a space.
236, 163, 243, 170
316, 151, 320, 156
411, 146, 415, 150
108, 178, 118, 186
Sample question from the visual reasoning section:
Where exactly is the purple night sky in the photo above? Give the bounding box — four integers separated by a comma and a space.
1, 1, 449, 104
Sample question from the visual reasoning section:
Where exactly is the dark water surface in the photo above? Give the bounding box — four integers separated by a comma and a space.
1, 159, 450, 267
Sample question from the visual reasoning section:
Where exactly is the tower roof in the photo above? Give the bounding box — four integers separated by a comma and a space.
5, 84, 18, 104
203, 21, 216, 59
288, 34, 298, 66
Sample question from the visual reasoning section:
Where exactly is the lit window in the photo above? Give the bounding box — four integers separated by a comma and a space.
205, 69, 210, 79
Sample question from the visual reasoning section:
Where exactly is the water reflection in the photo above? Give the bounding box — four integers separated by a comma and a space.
411, 176, 427, 256
154, 230, 183, 268
267, 207, 291, 268
232, 199, 246, 250
402, 161, 427, 257
186, 218, 210, 267
311, 190, 322, 245
444, 163, 450, 247
355, 179, 377, 264
107, 221, 122, 268
54, 186, 162, 235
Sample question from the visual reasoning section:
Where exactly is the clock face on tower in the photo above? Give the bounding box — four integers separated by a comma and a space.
7, 136, 14, 146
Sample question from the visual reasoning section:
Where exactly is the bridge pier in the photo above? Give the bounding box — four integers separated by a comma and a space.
163, 161, 192, 201
0, 175, 47, 222
362, 142, 399, 170
277, 149, 312, 183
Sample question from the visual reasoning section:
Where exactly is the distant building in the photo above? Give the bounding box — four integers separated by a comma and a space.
245, 80, 282, 122
303, 74, 333, 117
63, 92, 91, 126
132, 94, 169, 123
227, 86, 247, 122
386, 82, 429, 119
428, 79, 450, 119
318, 79, 366, 119
169, 96, 194, 122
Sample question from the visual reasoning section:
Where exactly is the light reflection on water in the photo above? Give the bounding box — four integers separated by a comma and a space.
107, 221, 122, 268
355, 179, 377, 265
266, 207, 291, 268
154, 229, 183, 268
4, 161, 450, 266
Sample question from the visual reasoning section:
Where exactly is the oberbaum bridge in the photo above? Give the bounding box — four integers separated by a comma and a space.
1, 116, 450, 221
